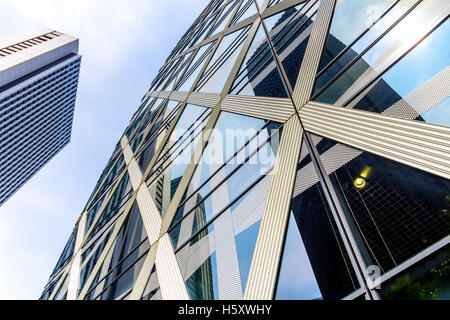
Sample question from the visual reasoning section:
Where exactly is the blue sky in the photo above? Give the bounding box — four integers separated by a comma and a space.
0, 0, 207, 299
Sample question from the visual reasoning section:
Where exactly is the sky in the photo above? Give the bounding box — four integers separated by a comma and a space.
0, 0, 207, 300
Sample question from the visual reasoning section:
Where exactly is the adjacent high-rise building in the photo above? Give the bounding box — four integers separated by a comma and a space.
0, 27, 81, 206
42, 0, 449, 300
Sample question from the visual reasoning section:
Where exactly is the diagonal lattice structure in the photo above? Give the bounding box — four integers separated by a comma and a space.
41, 0, 450, 300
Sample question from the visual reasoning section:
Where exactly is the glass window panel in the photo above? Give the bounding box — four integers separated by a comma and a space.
79, 228, 114, 295
152, 104, 208, 168
377, 245, 450, 300
169, 127, 281, 250
230, 0, 258, 25
275, 138, 359, 300
53, 274, 69, 300
87, 172, 133, 241
347, 19, 450, 127
164, 52, 195, 91
312, 134, 450, 276
51, 227, 77, 276
208, 0, 238, 36
181, 111, 279, 202
141, 266, 161, 300
229, 22, 289, 97
85, 154, 125, 215
40, 273, 62, 300
135, 101, 181, 173
264, 0, 319, 89
177, 42, 216, 92
175, 171, 274, 299
314, 1, 448, 106
197, 26, 250, 93
147, 106, 211, 218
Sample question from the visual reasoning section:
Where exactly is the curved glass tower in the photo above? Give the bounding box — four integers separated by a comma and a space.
42, 0, 449, 300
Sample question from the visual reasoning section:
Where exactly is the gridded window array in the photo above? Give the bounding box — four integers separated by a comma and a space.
0, 31, 61, 57
42, 0, 450, 301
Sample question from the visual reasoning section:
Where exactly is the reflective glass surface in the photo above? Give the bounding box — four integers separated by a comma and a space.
230, 22, 289, 97
276, 139, 359, 300
197, 26, 250, 93
141, 266, 161, 300
264, 0, 319, 89
377, 245, 450, 300
175, 172, 274, 299
315, 0, 449, 119
177, 42, 216, 92
84, 202, 150, 300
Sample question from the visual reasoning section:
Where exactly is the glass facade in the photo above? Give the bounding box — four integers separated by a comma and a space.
42, 0, 450, 300
0, 52, 81, 207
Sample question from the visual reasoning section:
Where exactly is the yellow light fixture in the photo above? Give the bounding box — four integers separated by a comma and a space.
354, 177, 366, 189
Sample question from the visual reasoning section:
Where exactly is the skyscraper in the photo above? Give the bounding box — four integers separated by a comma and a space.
0, 27, 81, 206
42, 0, 449, 300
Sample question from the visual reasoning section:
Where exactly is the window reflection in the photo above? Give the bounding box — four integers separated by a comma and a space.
276, 139, 359, 300
313, 134, 450, 276
314, 0, 449, 128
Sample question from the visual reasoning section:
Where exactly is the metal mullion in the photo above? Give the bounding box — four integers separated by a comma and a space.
206, 0, 236, 38
168, 127, 281, 235
175, 43, 215, 91
134, 105, 181, 159
269, 3, 319, 55
158, 58, 185, 92
91, 247, 150, 300
147, 110, 213, 179
167, 4, 255, 66
127, 97, 161, 143
311, 0, 422, 101
83, 153, 126, 213
340, 15, 448, 108
150, 108, 213, 166
261, 0, 306, 17
175, 120, 274, 210
86, 189, 134, 244
148, 109, 211, 167
231, 39, 275, 92
80, 223, 116, 266
220, 14, 262, 97
300, 102, 450, 179
195, 25, 250, 91
374, 236, 450, 291
301, 107, 450, 154
157, 104, 222, 238
291, 0, 335, 107
53, 190, 138, 300
140, 32, 224, 185
243, 0, 347, 300
146, 123, 208, 188
77, 192, 139, 300
244, 116, 302, 299
302, 130, 376, 299
129, 99, 178, 168
168, 123, 281, 232
257, 0, 294, 97
81, 169, 132, 248
230, 0, 253, 25
128, 241, 159, 299
85, 237, 150, 298
88, 163, 127, 210
170, 51, 200, 91
174, 166, 272, 255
